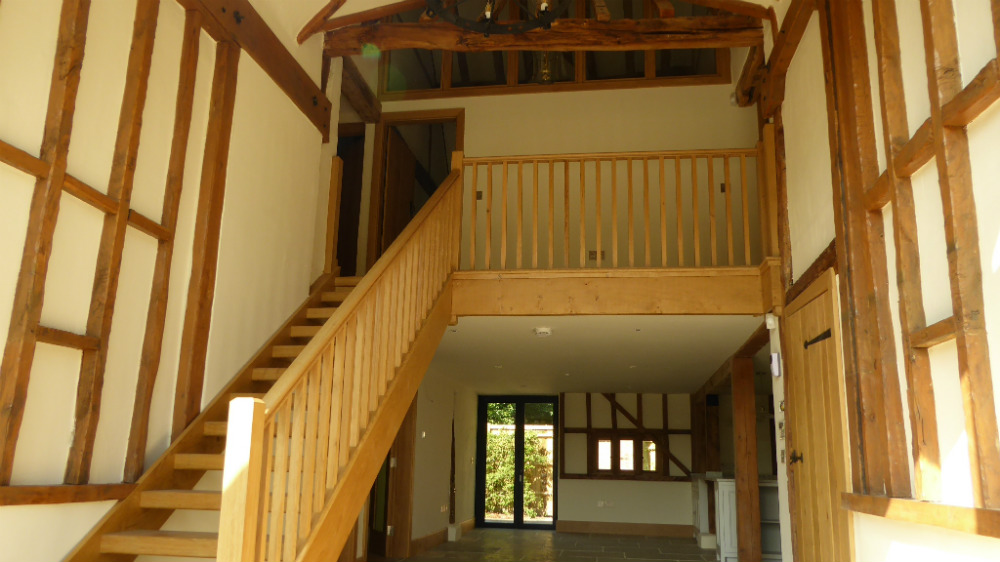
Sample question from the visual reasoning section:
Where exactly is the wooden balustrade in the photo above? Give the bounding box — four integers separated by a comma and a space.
460, 149, 769, 270
218, 161, 464, 562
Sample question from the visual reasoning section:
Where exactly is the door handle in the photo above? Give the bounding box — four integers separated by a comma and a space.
789, 450, 804, 465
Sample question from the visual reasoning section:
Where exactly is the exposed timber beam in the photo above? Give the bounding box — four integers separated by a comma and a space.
734, 322, 769, 358
0, 484, 135, 505
325, 17, 764, 56
685, 0, 769, 19
760, 0, 814, 117
652, 0, 676, 18
341, 56, 381, 123
311, 0, 427, 36
593, 0, 612, 21
177, 0, 332, 140
735, 44, 764, 106
298, 0, 348, 43
0, 0, 92, 486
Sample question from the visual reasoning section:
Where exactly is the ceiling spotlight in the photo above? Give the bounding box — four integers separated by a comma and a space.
629, 365, 638, 369
494, 364, 503, 369
533, 326, 553, 337
563, 372, 571, 377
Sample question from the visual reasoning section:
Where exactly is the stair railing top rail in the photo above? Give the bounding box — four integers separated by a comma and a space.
261, 168, 462, 412
462, 147, 759, 163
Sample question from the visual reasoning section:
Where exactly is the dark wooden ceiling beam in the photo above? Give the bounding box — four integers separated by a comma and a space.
177, 0, 332, 140
312, 0, 427, 37
341, 56, 381, 123
298, 0, 348, 43
760, 0, 814, 117
325, 16, 763, 56
684, 0, 769, 19
652, 0, 676, 18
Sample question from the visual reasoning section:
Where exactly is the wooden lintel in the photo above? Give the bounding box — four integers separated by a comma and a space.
760, 0, 814, 117
179, 0, 332, 140
910, 317, 958, 349
652, 0, 675, 18
452, 268, 767, 317
341, 56, 381, 124
735, 322, 769, 358
325, 17, 764, 56
842, 493, 1000, 539
313, 0, 426, 36
685, 0, 769, 19
127, 209, 171, 240
35, 325, 100, 351
0, 483, 135, 505
593, 0, 612, 22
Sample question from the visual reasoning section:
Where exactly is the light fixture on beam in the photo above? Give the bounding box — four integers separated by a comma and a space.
425, 0, 571, 36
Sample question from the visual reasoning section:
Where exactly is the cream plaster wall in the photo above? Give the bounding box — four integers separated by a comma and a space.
782, 15, 835, 281
410, 372, 477, 540
0, 0, 328, 560
558, 479, 693, 526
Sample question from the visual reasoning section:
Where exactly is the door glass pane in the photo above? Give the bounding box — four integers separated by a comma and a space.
485, 402, 516, 523
619, 439, 634, 471
522, 402, 555, 524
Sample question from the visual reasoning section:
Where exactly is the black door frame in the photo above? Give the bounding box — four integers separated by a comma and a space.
475, 395, 558, 529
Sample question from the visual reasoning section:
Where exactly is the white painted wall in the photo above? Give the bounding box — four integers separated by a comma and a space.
558, 479, 693, 526
0, 1, 328, 559
410, 371, 477, 540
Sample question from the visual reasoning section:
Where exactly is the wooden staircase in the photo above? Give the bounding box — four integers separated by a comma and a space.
63, 276, 363, 560
64, 161, 464, 562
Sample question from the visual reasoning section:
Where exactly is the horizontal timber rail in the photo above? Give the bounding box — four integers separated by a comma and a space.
217, 163, 463, 562
461, 148, 769, 271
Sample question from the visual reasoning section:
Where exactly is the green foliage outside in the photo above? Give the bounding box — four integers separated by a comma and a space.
485, 430, 552, 519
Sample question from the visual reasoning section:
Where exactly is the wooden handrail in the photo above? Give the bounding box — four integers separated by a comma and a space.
219, 156, 464, 562
261, 168, 461, 412
462, 147, 758, 164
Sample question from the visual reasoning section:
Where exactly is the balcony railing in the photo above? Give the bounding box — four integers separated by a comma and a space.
460, 148, 774, 270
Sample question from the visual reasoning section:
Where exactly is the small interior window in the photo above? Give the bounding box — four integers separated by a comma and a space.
597, 440, 612, 470
642, 440, 657, 471
619, 439, 634, 471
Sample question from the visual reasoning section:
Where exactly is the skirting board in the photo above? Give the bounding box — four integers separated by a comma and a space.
556, 520, 695, 538
411, 520, 474, 555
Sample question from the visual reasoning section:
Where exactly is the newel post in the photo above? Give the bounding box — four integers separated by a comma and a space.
760, 124, 780, 258
451, 150, 464, 271
217, 397, 267, 562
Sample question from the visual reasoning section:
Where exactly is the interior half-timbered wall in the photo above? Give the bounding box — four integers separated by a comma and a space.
0, 1, 330, 559
777, 0, 1000, 558
559, 393, 693, 526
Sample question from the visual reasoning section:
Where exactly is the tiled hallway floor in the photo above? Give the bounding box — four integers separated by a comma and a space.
402, 529, 717, 561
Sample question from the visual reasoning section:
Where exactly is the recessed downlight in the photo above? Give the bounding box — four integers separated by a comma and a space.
533, 326, 553, 337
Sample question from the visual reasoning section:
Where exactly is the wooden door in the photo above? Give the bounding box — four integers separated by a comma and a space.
784, 269, 854, 562
380, 128, 417, 254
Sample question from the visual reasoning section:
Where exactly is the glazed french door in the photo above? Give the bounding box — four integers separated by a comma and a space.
475, 396, 557, 529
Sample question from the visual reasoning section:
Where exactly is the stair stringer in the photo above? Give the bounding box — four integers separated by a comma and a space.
295, 282, 452, 562
62, 276, 339, 562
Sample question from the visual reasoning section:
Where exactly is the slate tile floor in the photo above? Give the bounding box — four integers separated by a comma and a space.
401, 529, 717, 561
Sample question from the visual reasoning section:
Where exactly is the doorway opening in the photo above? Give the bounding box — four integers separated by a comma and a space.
366, 109, 465, 268
475, 396, 558, 529
336, 122, 365, 276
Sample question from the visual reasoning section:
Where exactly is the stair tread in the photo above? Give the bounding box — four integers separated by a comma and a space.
335, 276, 361, 287
252, 367, 284, 381
140, 489, 222, 510
306, 307, 337, 319
203, 421, 227, 436
273, 344, 306, 358
290, 325, 322, 338
101, 530, 218, 557
321, 289, 352, 303
174, 453, 224, 470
